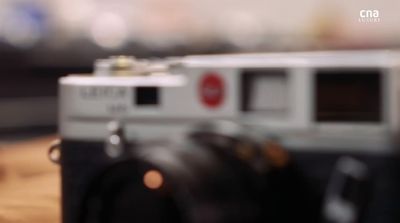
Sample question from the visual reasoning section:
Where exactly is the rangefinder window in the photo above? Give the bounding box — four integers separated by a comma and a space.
135, 87, 159, 106
315, 69, 382, 122
241, 69, 288, 115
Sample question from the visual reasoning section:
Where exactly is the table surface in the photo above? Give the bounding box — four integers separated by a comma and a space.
0, 136, 60, 223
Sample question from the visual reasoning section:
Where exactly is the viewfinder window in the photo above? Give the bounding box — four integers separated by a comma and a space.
241, 69, 288, 114
315, 69, 382, 122
135, 87, 159, 106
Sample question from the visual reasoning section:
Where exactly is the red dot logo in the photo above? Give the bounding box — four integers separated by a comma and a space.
199, 73, 224, 108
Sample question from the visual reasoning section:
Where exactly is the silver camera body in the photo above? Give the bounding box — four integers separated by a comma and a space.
60, 51, 400, 153
58, 51, 400, 223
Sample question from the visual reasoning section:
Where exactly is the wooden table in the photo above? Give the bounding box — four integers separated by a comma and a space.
0, 136, 60, 223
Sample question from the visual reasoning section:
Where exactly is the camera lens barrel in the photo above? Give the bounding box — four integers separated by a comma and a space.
79, 121, 302, 223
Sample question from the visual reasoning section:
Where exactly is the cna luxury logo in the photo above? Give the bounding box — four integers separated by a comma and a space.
359, 9, 380, 23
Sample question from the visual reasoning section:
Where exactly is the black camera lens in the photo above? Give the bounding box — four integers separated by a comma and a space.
81, 159, 183, 223
80, 122, 308, 223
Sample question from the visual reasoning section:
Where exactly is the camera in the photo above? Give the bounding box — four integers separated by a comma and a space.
57, 52, 400, 223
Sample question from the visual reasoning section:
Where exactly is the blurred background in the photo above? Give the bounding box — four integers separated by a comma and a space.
0, 0, 399, 137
